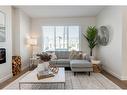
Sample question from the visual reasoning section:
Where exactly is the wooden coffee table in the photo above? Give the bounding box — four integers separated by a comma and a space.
19, 68, 65, 89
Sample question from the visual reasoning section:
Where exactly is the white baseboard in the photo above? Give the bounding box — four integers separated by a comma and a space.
103, 65, 122, 80
0, 73, 13, 83
120, 76, 127, 80
0, 65, 29, 84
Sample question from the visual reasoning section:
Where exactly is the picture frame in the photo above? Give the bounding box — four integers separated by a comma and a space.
0, 11, 6, 42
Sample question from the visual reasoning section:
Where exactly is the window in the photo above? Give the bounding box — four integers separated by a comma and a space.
42, 26, 80, 51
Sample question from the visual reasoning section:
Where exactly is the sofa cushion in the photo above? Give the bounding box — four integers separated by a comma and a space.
56, 59, 70, 64
71, 68, 93, 72
49, 60, 57, 65
49, 59, 70, 64
70, 60, 92, 67
55, 51, 69, 59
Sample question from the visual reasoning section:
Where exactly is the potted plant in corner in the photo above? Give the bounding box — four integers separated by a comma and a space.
83, 26, 98, 56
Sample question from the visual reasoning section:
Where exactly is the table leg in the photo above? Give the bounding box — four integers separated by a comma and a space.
64, 83, 65, 89
19, 83, 21, 90
29, 61, 30, 70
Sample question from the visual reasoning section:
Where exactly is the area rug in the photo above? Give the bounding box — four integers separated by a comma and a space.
4, 71, 121, 90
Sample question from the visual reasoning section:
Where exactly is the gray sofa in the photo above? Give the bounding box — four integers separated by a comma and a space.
48, 51, 71, 67
47, 51, 93, 75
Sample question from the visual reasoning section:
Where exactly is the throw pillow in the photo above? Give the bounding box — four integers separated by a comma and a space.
78, 51, 83, 59
47, 52, 57, 60
85, 55, 95, 62
69, 50, 83, 59
69, 50, 76, 59
51, 52, 57, 60
82, 53, 87, 59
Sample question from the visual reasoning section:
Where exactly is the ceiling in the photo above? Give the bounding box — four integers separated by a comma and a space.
15, 6, 105, 18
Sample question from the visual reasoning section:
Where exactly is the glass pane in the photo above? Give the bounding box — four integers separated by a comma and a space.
42, 26, 80, 51
55, 26, 68, 51
68, 26, 79, 51
43, 26, 55, 51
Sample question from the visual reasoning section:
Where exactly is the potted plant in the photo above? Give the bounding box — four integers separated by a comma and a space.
83, 26, 98, 56
36, 53, 51, 72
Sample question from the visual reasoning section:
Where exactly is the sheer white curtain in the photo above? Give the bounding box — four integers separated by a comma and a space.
42, 26, 80, 51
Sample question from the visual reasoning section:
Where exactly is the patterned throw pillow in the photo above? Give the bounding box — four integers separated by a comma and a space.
69, 50, 83, 59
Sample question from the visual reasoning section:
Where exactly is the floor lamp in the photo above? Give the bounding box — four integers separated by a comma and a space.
29, 38, 37, 58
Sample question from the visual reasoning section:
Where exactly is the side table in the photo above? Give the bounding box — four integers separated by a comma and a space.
91, 60, 102, 73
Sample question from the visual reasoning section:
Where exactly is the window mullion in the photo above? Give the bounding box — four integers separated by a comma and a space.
54, 26, 56, 50
67, 26, 69, 51
63, 27, 65, 48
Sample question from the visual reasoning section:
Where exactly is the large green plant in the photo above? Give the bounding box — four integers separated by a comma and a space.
83, 26, 98, 56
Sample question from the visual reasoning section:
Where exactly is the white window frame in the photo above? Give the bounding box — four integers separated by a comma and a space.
42, 25, 81, 51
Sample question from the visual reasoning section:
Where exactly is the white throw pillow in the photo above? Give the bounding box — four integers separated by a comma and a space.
47, 52, 57, 60
51, 52, 57, 60
82, 53, 87, 59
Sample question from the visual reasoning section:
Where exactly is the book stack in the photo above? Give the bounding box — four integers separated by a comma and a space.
37, 70, 55, 80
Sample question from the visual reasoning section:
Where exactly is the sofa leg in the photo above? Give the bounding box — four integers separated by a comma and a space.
74, 72, 76, 76
88, 72, 90, 76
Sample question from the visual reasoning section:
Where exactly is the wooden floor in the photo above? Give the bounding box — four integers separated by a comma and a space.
0, 69, 127, 89
0, 68, 28, 89
102, 70, 127, 89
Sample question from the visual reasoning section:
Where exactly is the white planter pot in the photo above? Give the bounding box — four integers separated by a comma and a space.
37, 63, 45, 72
90, 56, 95, 60
37, 62, 49, 72
44, 62, 49, 71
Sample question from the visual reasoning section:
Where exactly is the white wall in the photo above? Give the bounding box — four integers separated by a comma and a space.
0, 6, 12, 83
121, 7, 127, 80
12, 7, 20, 56
12, 8, 31, 70
96, 7, 123, 79
31, 17, 96, 54
19, 10, 31, 70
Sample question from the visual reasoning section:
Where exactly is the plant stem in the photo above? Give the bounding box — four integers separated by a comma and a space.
90, 49, 92, 56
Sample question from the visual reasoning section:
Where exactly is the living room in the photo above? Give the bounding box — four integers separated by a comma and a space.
1, 5, 127, 90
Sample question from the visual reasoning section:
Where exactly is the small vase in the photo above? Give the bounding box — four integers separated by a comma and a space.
37, 63, 45, 73
43, 62, 49, 71
37, 61, 49, 72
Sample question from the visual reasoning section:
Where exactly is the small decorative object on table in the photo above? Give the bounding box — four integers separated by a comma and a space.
36, 52, 59, 80
36, 52, 51, 62
49, 64, 59, 74
91, 60, 102, 73
37, 70, 55, 80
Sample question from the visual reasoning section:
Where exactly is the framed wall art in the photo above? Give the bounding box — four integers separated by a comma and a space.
98, 26, 111, 46
0, 11, 6, 42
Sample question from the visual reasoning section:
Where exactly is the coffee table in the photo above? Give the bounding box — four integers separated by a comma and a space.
19, 68, 65, 89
